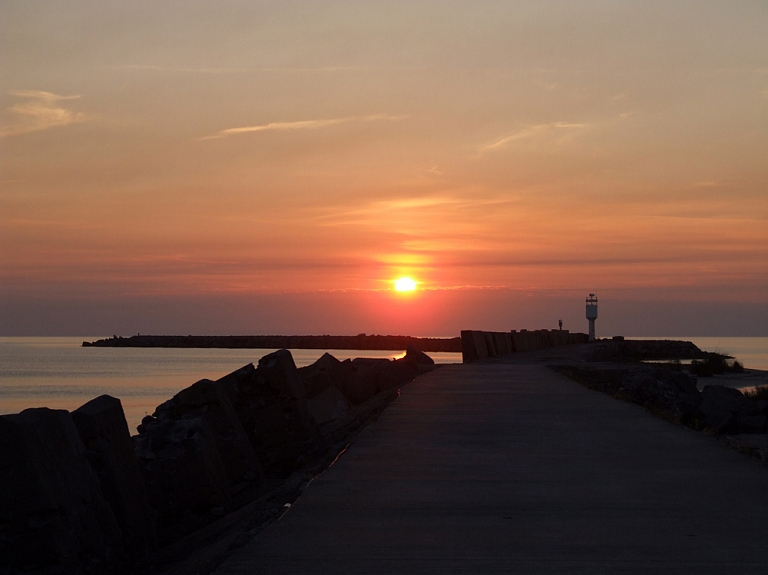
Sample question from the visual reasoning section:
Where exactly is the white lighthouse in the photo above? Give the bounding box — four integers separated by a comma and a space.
586, 293, 598, 342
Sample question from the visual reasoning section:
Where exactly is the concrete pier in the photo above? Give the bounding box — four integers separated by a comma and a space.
213, 361, 768, 574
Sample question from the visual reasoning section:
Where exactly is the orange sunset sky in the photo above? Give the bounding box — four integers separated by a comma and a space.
1, 1, 767, 336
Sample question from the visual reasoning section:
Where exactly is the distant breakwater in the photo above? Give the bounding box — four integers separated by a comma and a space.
83, 334, 463, 353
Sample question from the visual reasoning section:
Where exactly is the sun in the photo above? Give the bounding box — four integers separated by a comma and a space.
394, 277, 417, 291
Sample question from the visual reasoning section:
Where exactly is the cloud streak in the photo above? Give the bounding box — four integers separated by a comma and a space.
199, 113, 407, 140
111, 64, 370, 74
1, 90, 86, 138
481, 122, 587, 152
110, 64, 249, 74
315, 192, 519, 228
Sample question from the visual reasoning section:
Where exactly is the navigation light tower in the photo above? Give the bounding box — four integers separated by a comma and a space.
586, 293, 598, 342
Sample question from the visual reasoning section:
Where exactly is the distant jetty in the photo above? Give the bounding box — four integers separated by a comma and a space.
83, 334, 463, 352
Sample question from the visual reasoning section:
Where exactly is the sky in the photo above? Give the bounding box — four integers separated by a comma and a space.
1, 0, 767, 337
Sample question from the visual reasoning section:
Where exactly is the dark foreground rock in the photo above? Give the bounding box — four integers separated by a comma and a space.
404, 344, 435, 367
298, 353, 354, 426
134, 413, 234, 544
698, 385, 766, 434
72, 395, 157, 561
0, 408, 125, 574
132, 376, 267, 544
142, 378, 265, 495
216, 351, 323, 480
298, 352, 355, 400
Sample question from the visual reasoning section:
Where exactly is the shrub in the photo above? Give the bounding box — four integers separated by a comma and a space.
689, 353, 744, 376
743, 386, 768, 401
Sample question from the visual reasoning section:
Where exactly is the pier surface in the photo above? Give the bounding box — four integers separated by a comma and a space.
213, 360, 768, 574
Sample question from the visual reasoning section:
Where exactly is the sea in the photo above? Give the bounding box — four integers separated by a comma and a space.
1, 336, 765, 433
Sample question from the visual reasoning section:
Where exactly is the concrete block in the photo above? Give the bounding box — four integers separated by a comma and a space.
73, 395, 157, 560
0, 408, 124, 573
308, 386, 352, 426
461, 330, 478, 363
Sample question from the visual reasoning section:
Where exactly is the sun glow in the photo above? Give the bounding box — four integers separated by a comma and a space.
394, 277, 417, 291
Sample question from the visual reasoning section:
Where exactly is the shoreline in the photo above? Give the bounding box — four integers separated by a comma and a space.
694, 368, 768, 391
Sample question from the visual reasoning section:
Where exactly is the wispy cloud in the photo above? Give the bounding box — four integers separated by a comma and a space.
315, 194, 467, 226
261, 66, 371, 73
111, 64, 370, 75
314, 192, 519, 230
199, 113, 407, 141
1, 90, 86, 138
108, 64, 249, 74
480, 122, 587, 152
691, 181, 721, 188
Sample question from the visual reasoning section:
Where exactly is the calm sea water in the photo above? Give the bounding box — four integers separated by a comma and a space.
0, 337, 462, 432
1, 337, 765, 433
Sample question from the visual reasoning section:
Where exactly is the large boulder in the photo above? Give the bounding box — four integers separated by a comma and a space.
302, 352, 353, 379
699, 385, 759, 434
0, 408, 125, 574
404, 346, 437, 373
216, 350, 323, 479
298, 353, 358, 426
337, 357, 421, 403
620, 367, 701, 417
339, 360, 383, 404
380, 358, 420, 392
298, 353, 354, 399
133, 414, 232, 544
307, 386, 352, 426
301, 369, 334, 399
700, 385, 754, 416
72, 395, 157, 560
149, 378, 264, 495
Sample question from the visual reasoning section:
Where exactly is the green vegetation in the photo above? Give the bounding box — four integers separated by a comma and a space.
689, 353, 744, 377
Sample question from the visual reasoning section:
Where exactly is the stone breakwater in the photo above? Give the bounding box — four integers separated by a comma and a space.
83, 334, 462, 353
0, 346, 437, 574
460, 329, 589, 362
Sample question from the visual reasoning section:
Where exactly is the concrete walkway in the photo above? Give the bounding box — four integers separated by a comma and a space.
213, 362, 768, 574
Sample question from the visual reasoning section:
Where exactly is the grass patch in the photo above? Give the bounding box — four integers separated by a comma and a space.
743, 386, 768, 401
644, 358, 686, 371
689, 353, 744, 377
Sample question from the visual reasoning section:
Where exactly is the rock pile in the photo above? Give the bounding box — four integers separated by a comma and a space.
556, 364, 702, 424
0, 348, 432, 574
586, 339, 704, 362
556, 339, 766, 436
